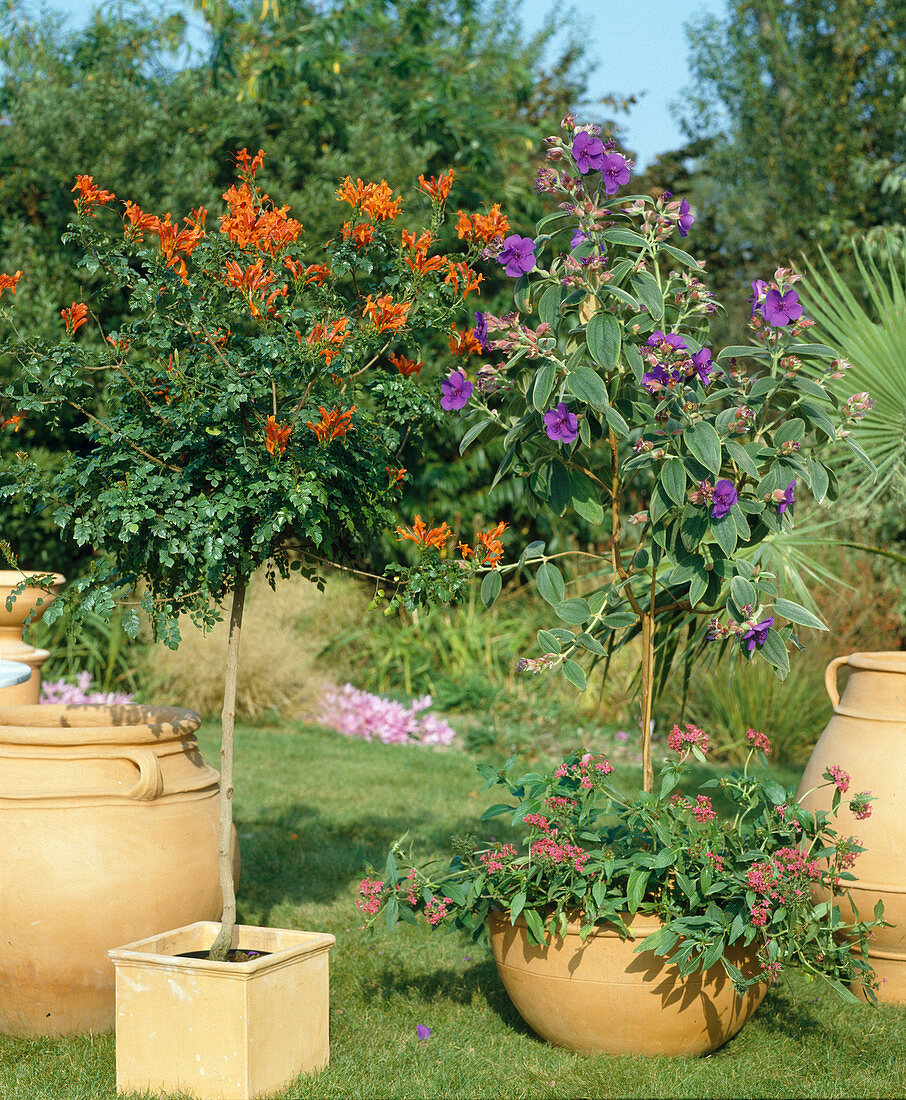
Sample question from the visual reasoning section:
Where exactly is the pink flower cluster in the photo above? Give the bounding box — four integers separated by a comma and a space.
827, 764, 850, 793
425, 896, 452, 925
40, 670, 134, 706
531, 833, 588, 873
522, 807, 588, 872
479, 844, 517, 874
545, 795, 577, 812
692, 795, 716, 823
404, 868, 419, 906
318, 684, 456, 747
355, 877, 385, 915
750, 901, 770, 927
552, 752, 614, 790
706, 850, 725, 870
747, 847, 821, 911
745, 727, 772, 755
666, 723, 709, 757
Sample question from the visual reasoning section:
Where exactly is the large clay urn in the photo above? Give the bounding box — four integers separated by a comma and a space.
797, 652, 906, 1003
0, 703, 238, 1036
487, 912, 765, 1056
0, 570, 66, 704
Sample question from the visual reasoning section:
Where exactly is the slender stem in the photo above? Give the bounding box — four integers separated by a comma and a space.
640, 610, 654, 793
66, 401, 180, 472
208, 579, 247, 962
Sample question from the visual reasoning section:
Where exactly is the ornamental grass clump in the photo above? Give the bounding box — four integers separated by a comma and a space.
0, 153, 499, 959
393, 116, 876, 792
359, 728, 885, 1003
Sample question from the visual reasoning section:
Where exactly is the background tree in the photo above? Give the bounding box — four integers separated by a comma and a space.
650, 0, 906, 342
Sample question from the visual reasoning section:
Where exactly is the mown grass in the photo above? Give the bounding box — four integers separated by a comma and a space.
1, 722, 904, 1100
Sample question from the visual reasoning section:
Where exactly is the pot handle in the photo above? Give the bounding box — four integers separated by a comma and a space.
120, 748, 163, 801
824, 655, 851, 709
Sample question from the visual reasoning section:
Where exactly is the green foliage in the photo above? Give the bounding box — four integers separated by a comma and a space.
29, 605, 146, 694
801, 241, 906, 494
0, 154, 481, 641
361, 743, 884, 1001
441, 117, 865, 715
660, 653, 832, 765
0, 0, 603, 576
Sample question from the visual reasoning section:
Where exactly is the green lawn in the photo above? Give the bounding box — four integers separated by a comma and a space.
1, 722, 904, 1099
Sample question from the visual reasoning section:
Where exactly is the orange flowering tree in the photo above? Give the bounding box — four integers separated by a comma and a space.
0, 151, 503, 958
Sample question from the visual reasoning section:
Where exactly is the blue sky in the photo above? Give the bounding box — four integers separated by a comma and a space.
42, 0, 727, 168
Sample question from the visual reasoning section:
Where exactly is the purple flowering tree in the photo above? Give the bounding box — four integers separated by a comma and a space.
442, 117, 873, 792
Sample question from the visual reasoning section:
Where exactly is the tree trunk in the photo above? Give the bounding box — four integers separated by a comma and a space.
208, 579, 247, 962
640, 611, 654, 793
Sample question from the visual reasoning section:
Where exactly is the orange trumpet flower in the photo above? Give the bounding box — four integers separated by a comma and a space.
417, 170, 455, 202
363, 294, 410, 334
61, 302, 89, 333
396, 515, 452, 552
306, 406, 356, 444
0, 270, 23, 298
388, 352, 423, 377
448, 324, 482, 357
264, 416, 292, 457
71, 175, 116, 216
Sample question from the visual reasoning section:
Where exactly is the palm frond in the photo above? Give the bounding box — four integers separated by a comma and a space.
801, 240, 906, 492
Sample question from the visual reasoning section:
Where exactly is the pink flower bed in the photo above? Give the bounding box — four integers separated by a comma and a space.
40, 670, 134, 706
318, 683, 456, 747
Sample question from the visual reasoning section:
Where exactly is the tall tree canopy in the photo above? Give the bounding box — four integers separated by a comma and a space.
666, 0, 906, 336
0, 0, 603, 571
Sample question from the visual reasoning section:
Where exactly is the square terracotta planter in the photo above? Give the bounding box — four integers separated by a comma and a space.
108, 921, 335, 1099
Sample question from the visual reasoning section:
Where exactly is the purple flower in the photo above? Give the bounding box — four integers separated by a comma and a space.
440, 370, 473, 411
601, 152, 631, 196
710, 479, 737, 520
761, 288, 803, 328
778, 480, 795, 515
416, 1024, 431, 1041
543, 401, 578, 443
473, 310, 488, 350
647, 330, 687, 351
692, 347, 713, 385
741, 617, 774, 652
677, 198, 695, 237
498, 234, 537, 278
571, 228, 589, 249
641, 362, 669, 394
748, 279, 767, 316
571, 131, 605, 174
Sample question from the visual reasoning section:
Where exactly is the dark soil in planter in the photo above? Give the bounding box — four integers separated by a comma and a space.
178, 949, 271, 963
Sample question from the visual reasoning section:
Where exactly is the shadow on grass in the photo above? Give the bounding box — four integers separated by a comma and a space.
234, 800, 486, 924
362, 955, 537, 1039
750, 982, 848, 1044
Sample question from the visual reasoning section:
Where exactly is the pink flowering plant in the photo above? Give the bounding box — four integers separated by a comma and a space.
358, 728, 885, 1003
413, 117, 876, 792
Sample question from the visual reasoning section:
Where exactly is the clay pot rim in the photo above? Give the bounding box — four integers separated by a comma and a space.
0, 703, 202, 744
0, 571, 66, 589
845, 650, 906, 672
488, 907, 664, 940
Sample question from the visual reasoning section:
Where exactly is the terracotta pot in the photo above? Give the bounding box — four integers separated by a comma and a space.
109, 921, 334, 1100
0, 570, 66, 704
797, 652, 906, 1003
0, 703, 239, 1036
487, 911, 766, 1056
